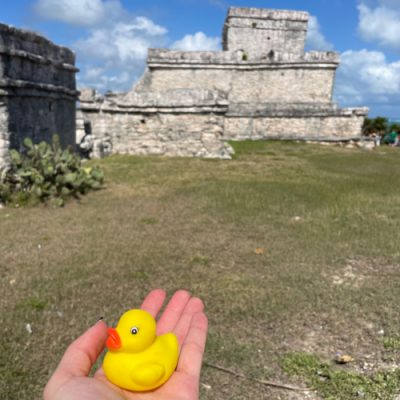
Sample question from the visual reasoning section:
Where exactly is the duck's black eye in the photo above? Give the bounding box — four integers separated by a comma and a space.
130, 327, 139, 335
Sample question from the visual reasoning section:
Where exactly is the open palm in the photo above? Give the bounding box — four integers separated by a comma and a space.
44, 289, 208, 400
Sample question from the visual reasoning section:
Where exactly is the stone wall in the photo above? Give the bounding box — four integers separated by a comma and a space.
225, 109, 368, 141
143, 65, 336, 104
79, 89, 233, 159
223, 7, 309, 57
141, 49, 338, 104
0, 23, 78, 167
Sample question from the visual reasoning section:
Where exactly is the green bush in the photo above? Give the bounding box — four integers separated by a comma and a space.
0, 135, 104, 207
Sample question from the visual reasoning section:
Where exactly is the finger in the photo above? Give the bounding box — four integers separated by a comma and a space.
141, 288, 166, 318
177, 312, 208, 377
173, 297, 204, 346
44, 320, 108, 398
156, 290, 191, 335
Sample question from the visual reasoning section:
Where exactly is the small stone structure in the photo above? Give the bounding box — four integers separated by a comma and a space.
78, 88, 232, 159
79, 6, 368, 159
0, 23, 79, 167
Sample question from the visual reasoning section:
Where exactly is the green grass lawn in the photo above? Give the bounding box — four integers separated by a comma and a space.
1, 141, 400, 399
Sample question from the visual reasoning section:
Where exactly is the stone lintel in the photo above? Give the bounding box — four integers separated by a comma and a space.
224, 18, 308, 34
227, 7, 309, 22
147, 49, 339, 67
304, 51, 339, 63
148, 62, 338, 71
0, 46, 79, 72
0, 78, 79, 99
227, 103, 369, 118
79, 88, 228, 109
224, 19, 307, 32
79, 104, 228, 114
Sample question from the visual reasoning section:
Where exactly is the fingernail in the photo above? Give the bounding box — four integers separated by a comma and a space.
96, 316, 104, 324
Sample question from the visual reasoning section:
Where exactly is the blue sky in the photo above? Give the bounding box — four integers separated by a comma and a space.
1, 0, 400, 118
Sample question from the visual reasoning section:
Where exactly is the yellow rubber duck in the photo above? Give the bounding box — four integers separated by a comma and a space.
103, 309, 179, 392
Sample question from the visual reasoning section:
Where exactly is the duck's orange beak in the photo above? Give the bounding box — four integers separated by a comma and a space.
106, 327, 121, 350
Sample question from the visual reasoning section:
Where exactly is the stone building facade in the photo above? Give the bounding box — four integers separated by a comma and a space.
0, 23, 79, 167
77, 88, 233, 159
79, 7, 368, 159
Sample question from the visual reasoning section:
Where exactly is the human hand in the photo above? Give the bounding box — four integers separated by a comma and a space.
44, 289, 208, 400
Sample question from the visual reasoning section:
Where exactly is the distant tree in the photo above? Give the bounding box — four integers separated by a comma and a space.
362, 116, 388, 136
389, 123, 400, 134
362, 118, 373, 135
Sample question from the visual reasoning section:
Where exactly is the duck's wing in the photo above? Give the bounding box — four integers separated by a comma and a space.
159, 333, 179, 355
130, 362, 165, 387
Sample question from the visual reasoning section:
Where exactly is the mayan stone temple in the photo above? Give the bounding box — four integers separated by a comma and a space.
78, 7, 368, 159
0, 6, 369, 165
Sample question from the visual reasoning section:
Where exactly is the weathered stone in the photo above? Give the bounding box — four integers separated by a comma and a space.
0, 23, 78, 167
79, 6, 368, 159
222, 7, 309, 57
79, 88, 97, 103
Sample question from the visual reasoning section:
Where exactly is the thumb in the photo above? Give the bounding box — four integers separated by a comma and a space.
57, 320, 108, 377
44, 320, 108, 397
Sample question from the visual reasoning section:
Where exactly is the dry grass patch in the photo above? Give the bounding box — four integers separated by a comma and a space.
1, 142, 400, 399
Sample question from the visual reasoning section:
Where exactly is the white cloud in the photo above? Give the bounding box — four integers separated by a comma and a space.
34, 0, 123, 27
376, 0, 400, 10
75, 19, 167, 63
305, 15, 333, 51
83, 66, 105, 80
74, 18, 167, 91
334, 49, 400, 115
358, 1, 400, 51
34, 0, 169, 92
79, 68, 131, 91
171, 32, 220, 51
209, 0, 228, 9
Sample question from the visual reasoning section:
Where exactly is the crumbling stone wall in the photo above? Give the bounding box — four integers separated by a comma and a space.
79, 89, 233, 159
0, 23, 78, 167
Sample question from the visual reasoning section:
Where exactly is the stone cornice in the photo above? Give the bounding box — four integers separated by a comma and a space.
0, 46, 78, 72
0, 78, 79, 98
79, 103, 228, 114
147, 49, 339, 69
227, 103, 369, 118
148, 62, 338, 70
227, 7, 309, 22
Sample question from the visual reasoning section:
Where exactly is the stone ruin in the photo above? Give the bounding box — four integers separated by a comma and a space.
0, 23, 78, 168
78, 7, 368, 159
0, 6, 368, 166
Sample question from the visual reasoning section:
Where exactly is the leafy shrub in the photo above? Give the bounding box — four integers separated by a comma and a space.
362, 116, 400, 136
362, 116, 388, 135
0, 135, 104, 207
